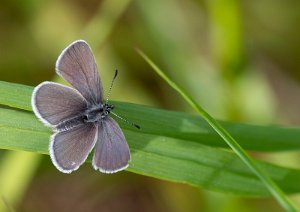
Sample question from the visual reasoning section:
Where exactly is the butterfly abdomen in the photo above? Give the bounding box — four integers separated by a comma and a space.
55, 115, 85, 132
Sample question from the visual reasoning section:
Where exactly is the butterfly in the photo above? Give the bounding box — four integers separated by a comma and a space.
32, 40, 138, 174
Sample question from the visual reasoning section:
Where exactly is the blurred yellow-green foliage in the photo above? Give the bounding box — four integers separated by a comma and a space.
1, 0, 300, 211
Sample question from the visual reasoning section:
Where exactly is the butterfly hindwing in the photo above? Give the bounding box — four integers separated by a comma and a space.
93, 117, 130, 174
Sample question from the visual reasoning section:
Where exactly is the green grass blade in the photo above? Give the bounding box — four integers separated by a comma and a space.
136, 49, 297, 211
0, 81, 32, 111
2, 107, 300, 197
2, 81, 300, 152
1, 81, 300, 200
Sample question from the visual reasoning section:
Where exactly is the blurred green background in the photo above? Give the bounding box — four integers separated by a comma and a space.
1, 0, 300, 211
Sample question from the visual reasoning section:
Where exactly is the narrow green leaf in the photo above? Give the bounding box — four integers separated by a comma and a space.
1, 107, 300, 197
137, 50, 297, 211
0, 81, 32, 111
1, 81, 300, 152
1, 81, 300, 201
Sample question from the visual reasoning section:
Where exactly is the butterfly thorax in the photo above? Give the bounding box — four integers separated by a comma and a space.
55, 103, 114, 132
83, 103, 114, 122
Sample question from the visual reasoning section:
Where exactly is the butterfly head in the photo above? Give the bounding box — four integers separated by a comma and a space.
103, 103, 114, 116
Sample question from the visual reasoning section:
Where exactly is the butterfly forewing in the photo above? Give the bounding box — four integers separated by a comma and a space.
50, 123, 98, 173
56, 40, 103, 105
32, 82, 87, 126
93, 117, 130, 173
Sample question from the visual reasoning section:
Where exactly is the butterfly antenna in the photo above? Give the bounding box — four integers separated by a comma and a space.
110, 111, 140, 129
106, 69, 119, 104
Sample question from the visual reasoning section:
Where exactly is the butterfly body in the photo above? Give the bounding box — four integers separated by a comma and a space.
32, 40, 132, 174
55, 115, 85, 132
83, 103, 115, 122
